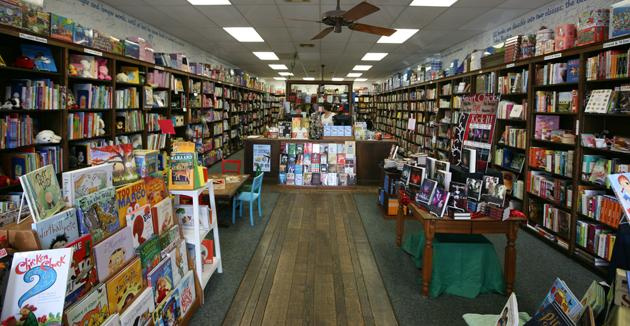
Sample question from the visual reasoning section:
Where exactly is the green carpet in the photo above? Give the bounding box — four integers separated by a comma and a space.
352, 193, 602, 325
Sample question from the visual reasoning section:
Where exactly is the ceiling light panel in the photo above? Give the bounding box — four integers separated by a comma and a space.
274, 77, 286, 80
354, 78, 368, 82
347, 72, 362, 77
353, 65, 372, 71
377, 29, 419, 44
187, 0, 231, 4
278, 72, 294, 76
361, 53, 388, 61
303, 77, 315, 81
253, 52, 279, 60
269, 64, 288, 70
409, 0, 457, 6
332, 78, 344, 81
223, 27, 264, 42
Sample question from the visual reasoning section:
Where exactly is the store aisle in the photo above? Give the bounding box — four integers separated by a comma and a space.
223, 192, 397, 326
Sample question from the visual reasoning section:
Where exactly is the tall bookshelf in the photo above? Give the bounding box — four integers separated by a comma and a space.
374, 34, 630, 276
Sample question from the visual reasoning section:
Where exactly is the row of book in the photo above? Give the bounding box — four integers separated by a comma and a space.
114, 88, 139, 109
279, 172, 357, 186
576, 220, 616, 262
533, 115, 576, 144
529, 148, 574, 177
4, 79, 64, 110
493, 148, 525, 173
586, 48, 629, 81
67, 112, 104, 140
73, 84, 113, 109
497, 70, 528, 94
527, 171, 573, 208
475, 72, 496, 93
147, 133, 168, 151
5, 146, 63, 180
496, 100, 526, 120
541, 203, 571, 241
578, 187, 623, 229
582, 155, 630, 186
534, 59, 580, 85
146, 113, 165, 132
584, 88, 630, 114
115, 111, 145, 133
535, 90, 578, 113
499, 126, 527, 149
0, 115, 33, 149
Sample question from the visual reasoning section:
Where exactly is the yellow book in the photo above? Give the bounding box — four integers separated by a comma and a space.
106, 258, 143, 314
115, 180, 147, 226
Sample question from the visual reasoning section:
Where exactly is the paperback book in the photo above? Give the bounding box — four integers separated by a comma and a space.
466, 178, 483, 201
90, 144, 140, 186
482, 176, 507, 207
105, 258, 143, 314
416, 179, 437, 205
31, 208, 80, 249
428, 187, 450, 218
93, 226, 135, 282
76, 186, 120, 243
408, 166, 425, 189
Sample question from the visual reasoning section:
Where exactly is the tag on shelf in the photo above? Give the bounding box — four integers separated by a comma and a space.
603, 37, 630, 49
84, 48, 102, 56
544, 53, 562, 61
506, 63, 515, 68
19, 33, 47, 44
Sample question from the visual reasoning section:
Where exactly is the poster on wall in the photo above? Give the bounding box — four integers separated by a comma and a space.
253, 144, 271, 172
451, 94, 499, 172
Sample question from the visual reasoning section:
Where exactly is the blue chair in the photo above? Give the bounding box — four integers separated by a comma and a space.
232, 173, 264, 226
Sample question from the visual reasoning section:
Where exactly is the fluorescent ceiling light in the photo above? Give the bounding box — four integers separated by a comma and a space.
223, 27, 264, 42
253, 52, 279, 60
377, 29, 419, 44
274, 77, 286, 80
268, 64, 288, 70
278, 72, 294, 76
354, 78, 368, 82
410, 0, 457, 6
187, 0, 231, 4
352, 65, 372, 71
332, 77, 344, 81
303, 77, 315, 81
347, 72, 362, 78
362, 53, 388, 61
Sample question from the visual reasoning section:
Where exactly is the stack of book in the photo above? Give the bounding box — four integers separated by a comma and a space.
504, 35, 522, 63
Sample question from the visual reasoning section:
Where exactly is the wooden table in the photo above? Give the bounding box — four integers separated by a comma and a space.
208, 174, 250, 199
396, 201, 525, 297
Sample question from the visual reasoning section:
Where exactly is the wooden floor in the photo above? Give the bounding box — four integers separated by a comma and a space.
223, 192, 398, 326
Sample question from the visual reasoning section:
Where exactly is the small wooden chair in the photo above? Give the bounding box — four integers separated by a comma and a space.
221, 159, 241, 174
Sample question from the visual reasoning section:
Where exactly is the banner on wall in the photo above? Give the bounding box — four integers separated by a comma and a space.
253, 144, 271, 172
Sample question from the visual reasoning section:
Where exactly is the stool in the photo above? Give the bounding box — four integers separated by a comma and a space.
402, 231, 505, 299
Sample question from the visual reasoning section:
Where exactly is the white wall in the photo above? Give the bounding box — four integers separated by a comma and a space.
44, 0, 234, 68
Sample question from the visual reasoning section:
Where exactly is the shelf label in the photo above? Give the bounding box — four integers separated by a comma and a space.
603, 37, 630, 49
19, 32, 47, 44
506, 63, 515, 68
84, 48, 102, 56
575, 119, 580, 135
154, 65, 165, 70
544, 53, 562, 61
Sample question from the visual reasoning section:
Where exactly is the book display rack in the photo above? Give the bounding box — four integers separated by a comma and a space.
374, 35, 630, 276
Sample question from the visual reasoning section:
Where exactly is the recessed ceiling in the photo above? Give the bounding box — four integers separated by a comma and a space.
101, 0, 556, 80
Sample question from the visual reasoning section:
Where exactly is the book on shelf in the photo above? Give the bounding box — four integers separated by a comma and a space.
497, 100, 526, 120
529, 147, 574, 177
527, 171, 573, 207
582, 155, 629, 186
534, 115, 560, 140
67, 112, 104, 140
61, 163, 113, 206
93, 226, 135, 283
152, 288, 181, 326
126, 204, 155, 249
72, 84, 113, 109
176, 270, 196, 318
576, 220, 616, 261
19, 164, 65, 222
578, 185, 623, 229
586, 48, 629, 80
585, 89, 614, 113
4, 79, 64, 110
20, 44, 57, 72
119, 287, 153, 326
541, 203, 572, 240
535, 91, 578, 113
147, 255, 174, 307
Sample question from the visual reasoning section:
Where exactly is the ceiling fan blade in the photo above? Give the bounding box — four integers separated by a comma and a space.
349, 23, 396, 36
342, 1, 379, 22
287, 18, 321, 23
311, 27, 334, 40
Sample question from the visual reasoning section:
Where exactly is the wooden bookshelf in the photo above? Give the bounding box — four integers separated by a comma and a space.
374, 34, 630, 276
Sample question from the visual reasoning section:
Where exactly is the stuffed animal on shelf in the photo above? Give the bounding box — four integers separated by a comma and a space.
96, 116, 106, 136
0, 93, 21, 110
116, 72, 129, 83
68, 64, 78, 77
97, 59, 111, 80
35, 130, 62, 144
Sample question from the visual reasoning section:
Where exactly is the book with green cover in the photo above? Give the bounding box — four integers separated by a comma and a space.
137, 236, 162, 279
76, 186, 120, 243
19, 165, 65, 221
169, 152, 200, 190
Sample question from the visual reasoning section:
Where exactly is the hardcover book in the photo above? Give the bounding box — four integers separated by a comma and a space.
175, 205, 210, 229
152, 288, 180, 326
115, 180, 147, 228
416, 179, 437, 205
19, 165, 65, 221
428, 187, 450, 218
134, 150, 159, 178
585, 89, 613, 113
152, 198, 175, 236
201, 239, 214, 264
65, 234, 98, 306
137, 236, 162, 279
159, 226, 181, 256
93, 226, 135, 282
408, 166, 425, 189
65, 284, 110, 326
176, 270, 196, 317
20, 44, 57, 72
90, 144, 140, 186
31, 208, 80, 249
50, 13, 74, 42
1, 248, 73, 326
119, 288, 154, 326
435, 170, 452, 190
535, 277, 583, 321
62, 163, 114, 206
126, 204, 155, 249
534, 116, 560, 140
482, 176, 507, 207
76, 186, 119, 243
448, 182, 468, 211
169, 152, 198, 190
466, 178, 483, 201
147, 256, 174, 306
105, 258, 143, 314
144, 176, 168, 206
168, 240, 189, 287
462, 148, 476, 173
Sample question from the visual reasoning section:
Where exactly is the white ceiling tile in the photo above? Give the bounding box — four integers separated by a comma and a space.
196, 6, 249, 26
238, 5, 285, 28
278, 4, 321, 24
451, 0, 505, 8
393, 7, 447, 27
498, 0, 555, 9
459, 8, 529, 31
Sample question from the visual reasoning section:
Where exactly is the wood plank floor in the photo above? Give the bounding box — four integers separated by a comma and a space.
223, 192, 398, 326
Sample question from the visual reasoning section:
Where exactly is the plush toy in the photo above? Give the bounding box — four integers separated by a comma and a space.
35, 130, 62, 144
68, 64, 78, 77
98, 64, 111, 81
96, 116, 106, 136
1, 93, 21, 110
116, 72, 129, 83
65, 90, 78, 110
80, 59, 92, 78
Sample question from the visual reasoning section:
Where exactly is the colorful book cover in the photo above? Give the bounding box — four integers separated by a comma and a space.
93, 226, 135, 282
126, 204, 155, 249
50, 13, 74, 42
152, 289, 180, 326
65, 234, 98, 306
105, 258, 143, 315
535, 278, 583, 322
119, 288, 154, 326
527, 301, 574, 326
428, 187, 450, 218
65, 284, 110, 326
90, 144, 140, 186
201, 239, 214, 264
159, 225, 181, 256
144, 176, 168, 206
176, 271, 196, 318
0, 248, 73, 326
534, 116, 560, 140
408, 166, 425, 188
169, 240, 189, 287
31, 208, 80, 249
76, 186, 120, 243
137, 236, 162, 279
20, 44, 57, 72
416, 179, 437, 205
62, 163, 113, 207
147, 257, 174, 306
169, 152, 196, 190
608, 173, 630, 223
115, 180, 147, 228
19, 165, 65, 221
134, 150, 159, 178
152, 198, 174, 236
174, 204, 210, 229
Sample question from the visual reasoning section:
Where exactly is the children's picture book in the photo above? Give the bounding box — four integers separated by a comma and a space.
105, 258, 143, 314
62, 163, 113, 206
585, 89, 613, 113
76, 186, 119, 243
90, 144, 140, 186
534, 116, 560, 140
152, 198, 175, 236
134, 150, 159, 178
482, 175, 507, 207
416, 179, 437, 205
31, 208, 80, 249
50, 13, 74, 42
176, 270, 196, 318
159, 226, 181, 256
115, 179, 147, 227
175, 205, 210, 229
65, 234, 98, 306
408, 166, 425, 189
126, 204, 155, 248
65, 284, 110, 326
535, 278, 583, 322
201, 239, 214, 264
20, 44, 57, 72
169, 152, 198, 190
608, 173, 630, 223
138, 236, 162, 280
119, 288, 154, 326
147, 256, 174, 306
152, 288, 180, 326
169, 240, 189, 286
526, 301, 574, 326
428, 187, 450, 218
93, 226, 134, 282
144, 176, 168, 206
19, 165, 65, 221
466, 178, 483, 201
120, 66, 140, 84
495, 292, 519, 326
1, 248, 73, 326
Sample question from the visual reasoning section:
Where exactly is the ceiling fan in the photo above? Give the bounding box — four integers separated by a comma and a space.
290, 1, 396, 40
